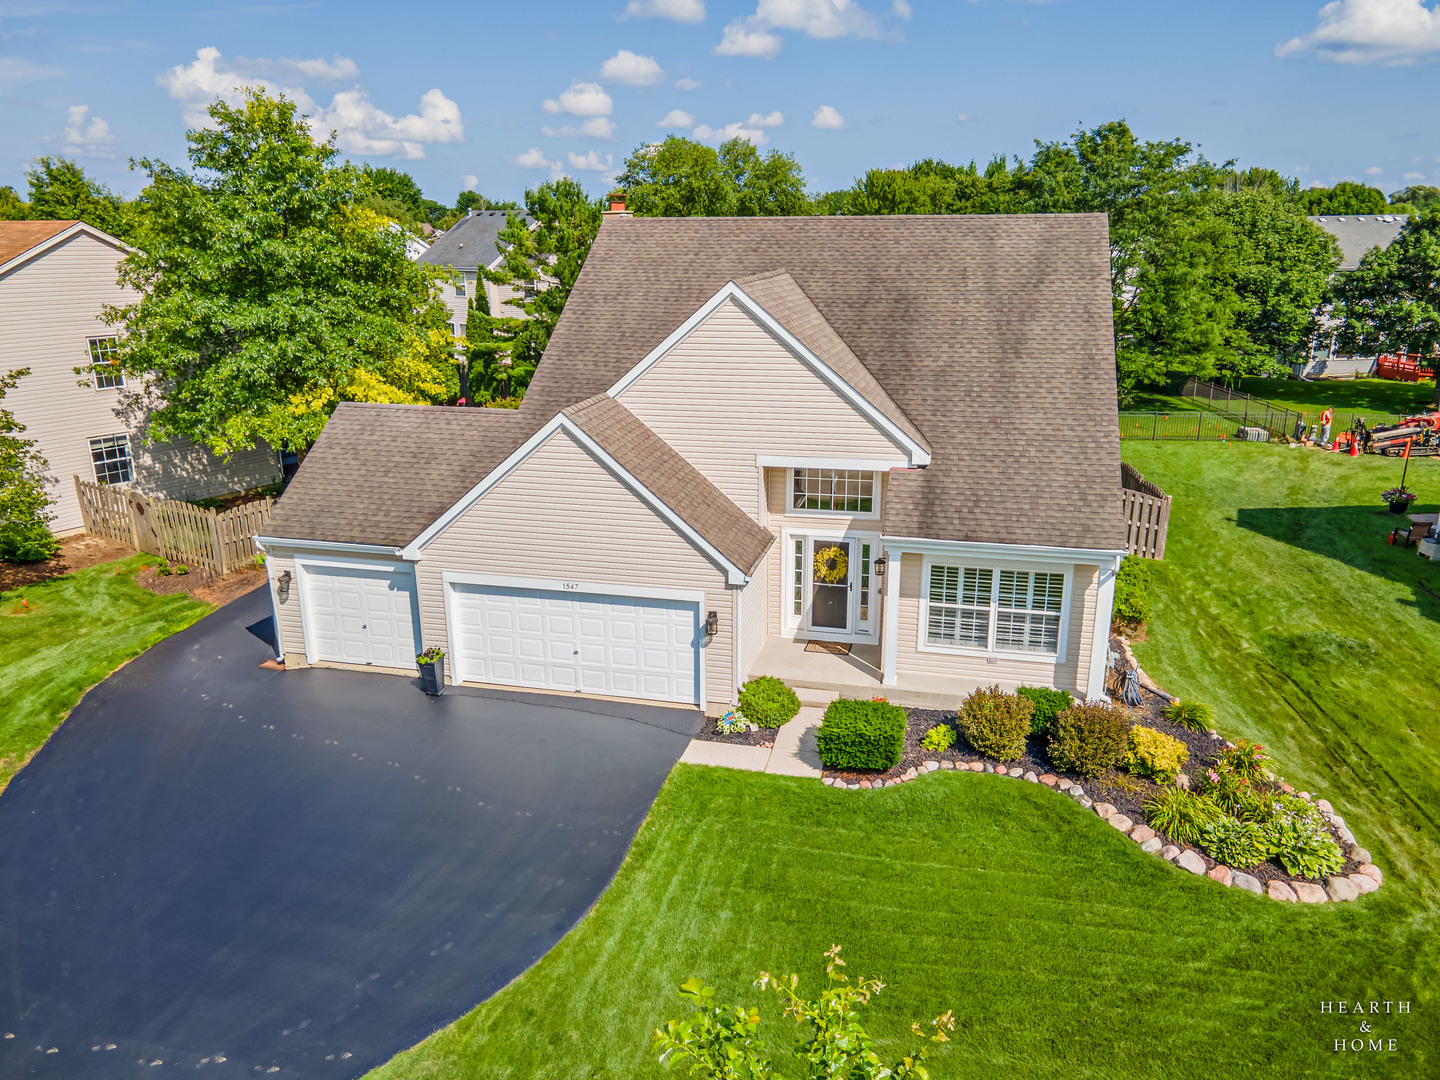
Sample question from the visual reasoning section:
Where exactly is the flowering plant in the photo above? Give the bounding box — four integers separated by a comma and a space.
416, 646, 445, 664
1382, 486, 1416, 505
716, 710, 748, 735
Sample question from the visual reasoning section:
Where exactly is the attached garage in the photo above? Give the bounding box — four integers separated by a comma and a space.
446, 576, 702, 705
299, 561, 419, 669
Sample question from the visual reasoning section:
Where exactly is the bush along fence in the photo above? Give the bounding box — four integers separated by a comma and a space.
73, 476, 272, 578
1120, 464, 1170, 560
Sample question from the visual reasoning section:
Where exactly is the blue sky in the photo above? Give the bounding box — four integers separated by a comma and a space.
3, 0, 1439, 204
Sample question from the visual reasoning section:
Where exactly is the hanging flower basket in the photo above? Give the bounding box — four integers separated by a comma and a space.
813, 545, 848, 584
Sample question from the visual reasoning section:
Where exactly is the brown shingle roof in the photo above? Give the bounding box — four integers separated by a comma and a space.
523, 215, 1124, 551
0, 220, 79, 267
263, 403, 537, 547
732, 269, 930, 455
564, 394, 773, 573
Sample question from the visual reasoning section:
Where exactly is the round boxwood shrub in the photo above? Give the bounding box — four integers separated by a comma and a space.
737, 675, 800, 729
919, 723, 956, 752
1047, 701, 1130, 778
816, 698, 907, 771
1122, 724, 1189, 782
956, 685, 1033, 761
1016, 685, 1074, 737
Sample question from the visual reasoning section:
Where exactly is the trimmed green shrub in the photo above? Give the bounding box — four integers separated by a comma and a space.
1123, 725, 1189, 782
1047, 702, 1130, 778
1201, 817, 1270, 869
1144, 786, 1226, 846
1112, 556, 1150, 625
737, 676, 800, 729
1265, 808, 1346, 879
919, 723, 955, 752
956, 685, 1032, 761
816, 698, 907, 771
1016, 685, 1074, 737
1164, 699, 1214, 732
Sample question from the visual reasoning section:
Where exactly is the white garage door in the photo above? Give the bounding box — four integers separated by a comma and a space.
450, 583, 700, 704
303, 564, 418, 668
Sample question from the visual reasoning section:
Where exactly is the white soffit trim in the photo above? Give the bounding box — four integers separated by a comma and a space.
755, 455, 907, 471
401, 415, 751, 585
255, 535, 403, 557
604, 281, 931, 467
0, 221, 130, 278
881, 535, 1130, 565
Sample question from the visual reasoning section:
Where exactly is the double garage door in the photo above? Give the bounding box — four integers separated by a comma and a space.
450, 582, 701, 705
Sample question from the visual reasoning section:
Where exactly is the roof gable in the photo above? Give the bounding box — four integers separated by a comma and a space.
0, 220, 125, 276
417, 210, 533, 272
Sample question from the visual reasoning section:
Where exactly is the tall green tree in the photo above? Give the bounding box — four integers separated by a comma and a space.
1390, 185, 1440, 215
475, 177, 603, 401
1299, 181, 1388, 216
1335, 212, 1440, 359
0, 369, 59, 564
616, 136, 811, 217
25, 157, 133, 240
105, 89, 457, 456
0, 186, 30, 221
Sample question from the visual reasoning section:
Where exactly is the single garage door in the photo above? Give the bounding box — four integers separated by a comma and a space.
450, 582, 700, 705
303, 563, 418, 668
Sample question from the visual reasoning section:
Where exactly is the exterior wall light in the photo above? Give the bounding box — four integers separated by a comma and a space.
874, 556, 888, 577
705, 610, 719, 638
276, 570, 292, 602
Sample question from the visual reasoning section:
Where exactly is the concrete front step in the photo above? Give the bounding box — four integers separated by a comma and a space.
786, 679, 963, 710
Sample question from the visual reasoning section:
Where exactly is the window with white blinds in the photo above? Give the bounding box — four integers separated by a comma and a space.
925, 563, 1065, 655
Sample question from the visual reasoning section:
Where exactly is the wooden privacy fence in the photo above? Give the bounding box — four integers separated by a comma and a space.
74, 476, 272, 577
1120, 463, 1170, 560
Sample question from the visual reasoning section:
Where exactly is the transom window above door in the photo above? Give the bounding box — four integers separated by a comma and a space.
791, 469, 875, 514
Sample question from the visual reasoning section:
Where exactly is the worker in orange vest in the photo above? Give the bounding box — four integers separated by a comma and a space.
1320, 407, 1334, 448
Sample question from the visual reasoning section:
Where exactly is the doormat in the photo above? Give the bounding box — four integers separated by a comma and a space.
805, 641, 851, 655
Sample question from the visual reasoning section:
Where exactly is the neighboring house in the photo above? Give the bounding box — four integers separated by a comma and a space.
1299, 214, 1410, 379
416, 209, 534, 339
259, 215, 1128, 713
0, 220, 282, 534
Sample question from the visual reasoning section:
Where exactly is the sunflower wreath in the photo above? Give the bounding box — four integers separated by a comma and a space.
813, 545, 849, 584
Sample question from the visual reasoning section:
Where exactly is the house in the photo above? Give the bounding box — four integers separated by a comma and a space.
416, 209, 534, 339
1298, 214, 1410, 379
258, 214, 1128, 712
0, 220, 283, 535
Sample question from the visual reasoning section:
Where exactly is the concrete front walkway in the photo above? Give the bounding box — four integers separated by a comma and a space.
677, 707, 824, 778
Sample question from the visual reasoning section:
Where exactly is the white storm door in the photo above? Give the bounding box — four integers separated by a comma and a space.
303, 564, 418, 667
450, 581, 700, 704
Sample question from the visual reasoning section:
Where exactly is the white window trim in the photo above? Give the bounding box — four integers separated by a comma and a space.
88, 432, 134, 486
786, 468, 881, 520
88, 337, 124, 390
781, 527, 883, 640
917, 555, 1071, 665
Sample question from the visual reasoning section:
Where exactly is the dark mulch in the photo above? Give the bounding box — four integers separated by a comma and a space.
695, 717, 775, 748
0, 535, 134, 592
133, 564, 267, 607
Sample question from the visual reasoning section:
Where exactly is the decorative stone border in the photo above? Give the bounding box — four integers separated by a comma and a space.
821, 758, 1383, 903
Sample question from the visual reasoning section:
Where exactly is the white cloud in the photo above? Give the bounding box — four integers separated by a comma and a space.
157, 47, 462, 159
516, 146, 565, 179
891, 0, 912, 16
56, 104, 115, 157
542, 116, 617, 139
463, 174, 479, 191
715, 21, 784, 57
1365, 165, 1385, 174
568, 150, 614, 171
1277, 0, 1440, 65
747, 110, 784, 126
1404, 171, 1427, 179
810, 104, 846, 129
542, 81, 613, 117
0, 55, 64, 86
600, 49, 666, 86
674, 76, 702, 90
657, 108, 697, 127
957, 112, 972, 122
623, 0, 706, 22
693, 120, 769, 144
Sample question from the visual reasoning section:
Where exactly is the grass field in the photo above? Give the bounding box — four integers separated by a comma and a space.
0, 555, 210, 791
369, 443, 1439, 1079
1129, 376, 1436, 420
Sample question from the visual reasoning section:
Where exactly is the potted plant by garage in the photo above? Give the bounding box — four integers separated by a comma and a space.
417, 646, 446, 695
1383, 486, 1416, 515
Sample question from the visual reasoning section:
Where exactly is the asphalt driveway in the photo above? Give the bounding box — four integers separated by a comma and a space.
0, 586, 699, 1078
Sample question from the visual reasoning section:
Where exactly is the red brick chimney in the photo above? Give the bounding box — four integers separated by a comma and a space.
604, 191, 630, 218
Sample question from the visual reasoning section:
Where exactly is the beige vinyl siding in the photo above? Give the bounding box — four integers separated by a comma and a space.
617, 299, 910, 517
893, 552, 1096, 698
414, 429, 736, 709
740, 549, 769, 675
0, 231, 281, 533
264, 551, 304, 663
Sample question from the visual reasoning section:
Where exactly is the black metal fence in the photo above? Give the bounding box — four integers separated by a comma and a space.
1119, 411, 1286, 442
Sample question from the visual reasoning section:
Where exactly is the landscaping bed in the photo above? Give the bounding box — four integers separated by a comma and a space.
695, 716, 774, 748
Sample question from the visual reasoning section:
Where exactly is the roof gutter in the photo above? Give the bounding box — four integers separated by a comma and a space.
254, 536, 406, 558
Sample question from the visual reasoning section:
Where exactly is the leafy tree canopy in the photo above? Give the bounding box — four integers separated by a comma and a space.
25, 156, 135, 241
0, 368, 59, 563
616, 136, 811, 217
1335, 212, 1440, 359
1299, 181, 1389, 217
105, 89, 457, 456
1390, 185, 1440, 215
0, 186, 30, 221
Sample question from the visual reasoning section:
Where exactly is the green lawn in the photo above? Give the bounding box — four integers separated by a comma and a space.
369, 443, 1439, 1079
1232, 376, 1435, 417
0, 555, 210, 790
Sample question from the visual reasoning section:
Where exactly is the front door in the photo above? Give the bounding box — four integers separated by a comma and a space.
810, 539, 851, 631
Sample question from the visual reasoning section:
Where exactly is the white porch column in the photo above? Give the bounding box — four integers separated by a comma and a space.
1086, 556, 1123, 701
881, 546, 901, 686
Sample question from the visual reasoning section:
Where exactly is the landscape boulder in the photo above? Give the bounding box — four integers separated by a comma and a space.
1325, 876, 1360, 902
1267, 881, 1298, 902
1176, 850, 1207, 875
1292, 882, 1328, 903
1232, 872, 1263, 895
